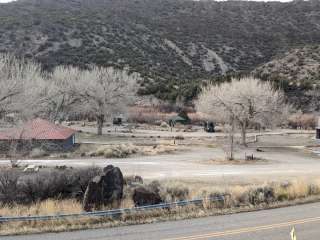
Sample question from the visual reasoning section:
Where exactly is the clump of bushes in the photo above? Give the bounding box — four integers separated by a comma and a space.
0, 167, 102, 205
29, 148, 50, 158
240, 186, 275, 205
288, 112, 317, 129
89, 144, 138, 158
127, 106, 176, 125
165, 185, 189, 202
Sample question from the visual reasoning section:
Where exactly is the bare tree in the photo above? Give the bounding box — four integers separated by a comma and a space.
196, 77, 289, 148
39, 66, 82, 122
63, 65, 138, 135
0, 54, 51, 166
0, 53, 45, 122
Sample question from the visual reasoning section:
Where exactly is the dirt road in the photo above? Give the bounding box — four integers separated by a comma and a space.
1, 143, 319, 184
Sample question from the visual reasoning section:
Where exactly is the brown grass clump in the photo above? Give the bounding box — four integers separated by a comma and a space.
288, 112, 317, 130
128, 107, 176, 124
83, 143, 179, 158
0, 199, 82, 217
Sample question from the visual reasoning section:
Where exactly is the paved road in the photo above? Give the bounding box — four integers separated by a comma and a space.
7, 202, 320, 240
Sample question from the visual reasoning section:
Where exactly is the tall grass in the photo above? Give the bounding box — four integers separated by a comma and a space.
2, 178, 320, 235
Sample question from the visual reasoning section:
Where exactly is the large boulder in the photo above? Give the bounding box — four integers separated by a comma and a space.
83, 165, 124, 211
132, 187, 162, 207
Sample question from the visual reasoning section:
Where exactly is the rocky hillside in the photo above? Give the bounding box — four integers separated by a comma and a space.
254, 45, 320, 86
1, 0, 320, 101
253, 44, 320, 109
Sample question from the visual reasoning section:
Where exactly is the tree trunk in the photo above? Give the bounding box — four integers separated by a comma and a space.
97, 114, 104, 135
240, 122, 247, 147
229, 118, 235, 160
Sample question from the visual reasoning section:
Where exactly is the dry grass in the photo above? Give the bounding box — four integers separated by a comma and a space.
85, 143, 180, 158
2, 178, 320, 236
0, 199, 82, 217
127, 106, 208, 125
128, 107, 176, 124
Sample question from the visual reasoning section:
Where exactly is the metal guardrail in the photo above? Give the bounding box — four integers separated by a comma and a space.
0, 195, 228, 223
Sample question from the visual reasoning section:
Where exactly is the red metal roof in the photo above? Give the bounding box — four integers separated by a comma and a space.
0, 118, 77, 140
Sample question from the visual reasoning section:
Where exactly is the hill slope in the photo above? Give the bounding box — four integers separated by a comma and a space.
254, 45, 320, 85
253, 44, 320, 110
1, 0, 320, 101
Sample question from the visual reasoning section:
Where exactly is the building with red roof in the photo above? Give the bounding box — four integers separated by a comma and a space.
0, 118, 77, 151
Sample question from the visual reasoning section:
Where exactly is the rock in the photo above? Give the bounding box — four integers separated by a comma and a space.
132, 187, 162, 207
83, 165, 124, 211
134, 175, 143, 184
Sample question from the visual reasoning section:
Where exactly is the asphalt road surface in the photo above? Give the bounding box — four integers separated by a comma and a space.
6, 202, 320, 240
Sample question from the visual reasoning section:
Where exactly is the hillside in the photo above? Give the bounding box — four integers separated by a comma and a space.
1, 0, 320, 102
253, 44, 320, 109
254, 45, 320, 85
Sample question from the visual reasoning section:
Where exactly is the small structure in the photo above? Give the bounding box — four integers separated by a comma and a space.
316, 118, 320, 140
316, 127, 320, 140
0, 118, 77, 152
204, 121, 215, 133
113, 117, 123, 125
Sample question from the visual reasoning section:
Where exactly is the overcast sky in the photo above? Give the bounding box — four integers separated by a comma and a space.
0, 0, 294, 2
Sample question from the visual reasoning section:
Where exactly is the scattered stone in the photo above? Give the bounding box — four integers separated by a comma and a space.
83, 165, 124, 211
132, 187, 162, 207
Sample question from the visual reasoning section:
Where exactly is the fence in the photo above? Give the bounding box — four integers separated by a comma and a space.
0, 195, 228, 223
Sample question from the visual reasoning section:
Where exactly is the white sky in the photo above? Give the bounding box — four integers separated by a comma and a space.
0, 0, 294, 2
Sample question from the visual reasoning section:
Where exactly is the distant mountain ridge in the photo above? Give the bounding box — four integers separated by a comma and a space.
1, 0, 320, 101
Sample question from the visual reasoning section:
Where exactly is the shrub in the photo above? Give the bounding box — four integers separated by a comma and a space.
246, 187, 275, 205
165, 185, 189, 202
288, 112, 317, 129
0, 167, 102, 204
127, 107, 176, 124
0, 169, 22, 205
90, 144, 138, 159
30, 148, 49, 158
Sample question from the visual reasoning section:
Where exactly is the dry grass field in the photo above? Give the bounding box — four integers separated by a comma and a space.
2, 177, 320, 236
